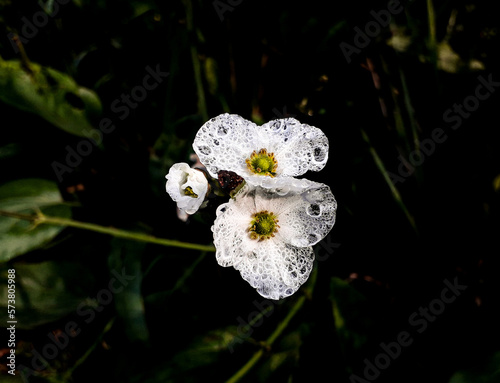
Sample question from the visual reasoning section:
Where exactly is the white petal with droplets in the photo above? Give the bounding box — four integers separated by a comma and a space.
193, 114, 329, 187
165, 163, 208, 215
211, 182, 336, 299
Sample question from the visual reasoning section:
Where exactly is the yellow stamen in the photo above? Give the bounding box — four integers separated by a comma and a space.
183, 186, 198, 198
245, 148, 278, 177
247, 210, 279, 241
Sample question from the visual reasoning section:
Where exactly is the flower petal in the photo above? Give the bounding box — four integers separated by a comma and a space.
193, 114, 262, 179
211, 182, 336, 299
262, 118, 329, 176
211, 192, 259, 268
233, 240, 315, 300
165, 162, 208, 215
212, 197, 315, 299
242, 173, 314, 190
237, 181, 336, 247
193, 114, 330, 188
276, 183, 337, 247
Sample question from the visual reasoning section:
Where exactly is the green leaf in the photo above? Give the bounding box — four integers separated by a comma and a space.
448, 351, 500, 383
172, 327, 241, 367
0, 143, 22, 160
0, 260, 96, 329
129, 327, 241, 383
0, 178, 71, 262
330, 277, 372, 354
256, 329, 303, 381
0, 57, 102, 137
109, 238, 149, 343
0, 373, 25, 383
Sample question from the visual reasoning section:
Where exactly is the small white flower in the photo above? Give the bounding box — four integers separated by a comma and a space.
165, 162, 209, 215
193, 114, 329, 188
212, 181, 336, 300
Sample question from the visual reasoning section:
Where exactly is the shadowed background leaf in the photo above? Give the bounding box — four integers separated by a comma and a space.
0, 0, 499, 382
0, 57, 102, 137
0, 260, 95, 329
0, 178, 71, 262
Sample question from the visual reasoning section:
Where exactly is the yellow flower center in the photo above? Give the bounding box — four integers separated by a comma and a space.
183, 186, 198, 198
245, 148, 278, 177
248, 210, 280, 241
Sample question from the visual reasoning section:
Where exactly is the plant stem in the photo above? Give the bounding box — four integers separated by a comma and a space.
225, 348, 265, 383
0, 210, 215, 252
225, 269, 317, 383
225, 295, 306, 383
62, 317, 116, 380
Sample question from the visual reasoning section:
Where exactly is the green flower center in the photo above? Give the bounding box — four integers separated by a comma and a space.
245, 148, 278, 177
248, 210, 280, 241
183, 186, 198, 198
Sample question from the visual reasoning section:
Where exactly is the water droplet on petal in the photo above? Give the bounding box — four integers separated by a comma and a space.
306, 204, 321, 217
198, 145, 211, 155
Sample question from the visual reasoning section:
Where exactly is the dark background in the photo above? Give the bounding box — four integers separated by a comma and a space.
1, 0, 499, 382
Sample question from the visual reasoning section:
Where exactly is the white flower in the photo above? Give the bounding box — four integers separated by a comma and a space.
193, 114, 329, 188
212, 181, 336, 300
165, 162, 209, 215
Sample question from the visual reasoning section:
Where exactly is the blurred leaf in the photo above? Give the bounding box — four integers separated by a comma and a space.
108, 238, 148, 343
387, 25, 412, 52
448, 351, 500, 383
361, 129, 417, 233
129, 0, 156, 19
130, 326, 241, 383
330, 277, 371, 355
493, 175, 500, 192
0, 143, 21, 160
0, 56, 102, 137
204, 56, 218, 95
171, 327, 240, 367
0, 260, 95, 329
0, 373, 24, 383
0, 178, 71, 262
256, 329, 303, 382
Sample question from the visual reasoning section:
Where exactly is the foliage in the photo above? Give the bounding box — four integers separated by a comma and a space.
0, 0, 499, 382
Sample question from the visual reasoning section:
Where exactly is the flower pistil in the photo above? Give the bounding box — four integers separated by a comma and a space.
183, 186, 198, 198
245, 148, 278, 177
248, 210, 280, 241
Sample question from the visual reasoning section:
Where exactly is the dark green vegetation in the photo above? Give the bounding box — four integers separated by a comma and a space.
1, 0, 499, 382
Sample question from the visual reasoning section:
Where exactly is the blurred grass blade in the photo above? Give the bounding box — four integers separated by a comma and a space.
398, 68, 424, 185
183, 0, 208, 121
330, 277, 371, 364
427, 0, 437, 51
361, 129, 417, 233
399, 68, 420, 156
62, 318, 116, 381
